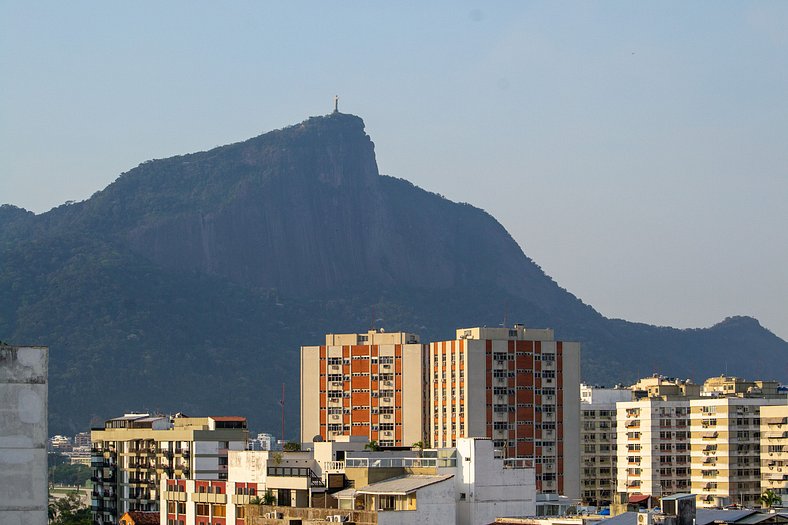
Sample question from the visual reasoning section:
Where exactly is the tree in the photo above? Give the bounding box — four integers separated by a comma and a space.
48, 492, 91, 525
262, 490, 276, 505
364, 440, 380, 451
50, 463, 91, 486
759, 489, 782, 508
283, 441, 301, 452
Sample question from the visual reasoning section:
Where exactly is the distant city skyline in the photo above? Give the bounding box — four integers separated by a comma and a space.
2, 2, 786, 339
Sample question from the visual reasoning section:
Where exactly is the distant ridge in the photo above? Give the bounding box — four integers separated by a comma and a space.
1, 112, 785, 435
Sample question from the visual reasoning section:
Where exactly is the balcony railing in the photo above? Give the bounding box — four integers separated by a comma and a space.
345, 456, 457, 468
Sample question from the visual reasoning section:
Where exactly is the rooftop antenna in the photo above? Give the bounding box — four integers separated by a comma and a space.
279, 383, 285, 447
370, 304, 376, 331
333, 95, 339, 113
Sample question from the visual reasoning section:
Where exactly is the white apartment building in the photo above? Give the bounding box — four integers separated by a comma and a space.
690, 396, 786, 507
761, 404, 788, 505
580, 384, 632, 505
616, 396, 693, 498
430, 325, 581, 499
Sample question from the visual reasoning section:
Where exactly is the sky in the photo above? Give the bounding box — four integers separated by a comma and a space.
2, 1, 787, 340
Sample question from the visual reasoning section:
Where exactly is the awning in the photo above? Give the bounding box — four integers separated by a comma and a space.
629, 494, 651, 504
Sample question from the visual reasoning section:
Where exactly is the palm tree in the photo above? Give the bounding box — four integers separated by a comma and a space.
364, 440, 380, 451
759, 489, 782, 508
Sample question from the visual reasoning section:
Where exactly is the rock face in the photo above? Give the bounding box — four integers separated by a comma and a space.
1, 113, 786, 435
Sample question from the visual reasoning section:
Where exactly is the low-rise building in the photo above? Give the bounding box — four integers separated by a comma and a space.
160, 437, 535, 525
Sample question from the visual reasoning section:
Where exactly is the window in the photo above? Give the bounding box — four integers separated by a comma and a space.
196, 503, 209, 516
379, 495, 396, 510
212, 504, 226, 517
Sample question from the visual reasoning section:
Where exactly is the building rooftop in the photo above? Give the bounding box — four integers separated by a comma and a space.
355, 474, 454, 495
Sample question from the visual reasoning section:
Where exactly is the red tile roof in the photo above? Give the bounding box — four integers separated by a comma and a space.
121, 511, 160, 525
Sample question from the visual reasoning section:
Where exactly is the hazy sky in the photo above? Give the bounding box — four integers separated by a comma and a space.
2, 2, 787, 340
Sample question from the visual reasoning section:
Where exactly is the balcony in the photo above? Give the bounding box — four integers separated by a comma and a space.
91, 475, 116, 484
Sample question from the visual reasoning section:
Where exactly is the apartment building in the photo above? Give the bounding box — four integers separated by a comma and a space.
429, 325, 581, 498
761, 404, 788, 506
616, 377, 699, 498
91, 413, 248, 525
580, 384, 632, 505
690, 396, 785, 508
301, 330, 427, 447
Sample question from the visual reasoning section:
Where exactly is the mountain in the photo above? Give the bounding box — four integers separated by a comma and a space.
1, 112, 786, 435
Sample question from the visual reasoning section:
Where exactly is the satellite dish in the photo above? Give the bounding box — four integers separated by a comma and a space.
313, 435, 324, 442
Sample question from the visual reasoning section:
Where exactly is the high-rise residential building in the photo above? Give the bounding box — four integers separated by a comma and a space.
429, 325, 581, 498
90, 413, 248, 525
616, 377, 699, 498
0, 344, 48, 525
690, 396, 785, 507
580, 384, 632, 505
761, 404, 788, 506
300, 330, 427, 448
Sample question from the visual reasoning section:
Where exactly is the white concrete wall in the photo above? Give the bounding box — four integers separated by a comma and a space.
228, 450, 270, 484
0, 345, 48, 525
581, 385, 632, 406
456, 438, 536, 525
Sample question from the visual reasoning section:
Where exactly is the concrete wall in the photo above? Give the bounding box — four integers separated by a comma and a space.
0, 345, 48, 525
402, 344, 425, 446
466, 340, 488, 441
455, 438, 536, 525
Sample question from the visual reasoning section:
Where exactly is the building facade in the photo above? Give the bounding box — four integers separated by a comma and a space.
91, 414, 248, 525
429, 325, 581, 498
690, 396, 785, 507
300, 330, 427, 447
0, 344, 48, 525
616, 396, 694, 498
580, 384, 632, 505
761, 404, 788, 505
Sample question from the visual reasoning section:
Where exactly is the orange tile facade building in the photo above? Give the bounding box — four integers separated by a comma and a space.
300, 330, 427, 448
